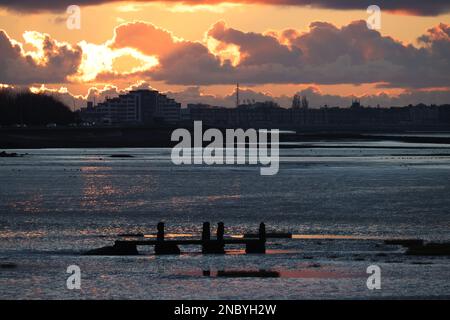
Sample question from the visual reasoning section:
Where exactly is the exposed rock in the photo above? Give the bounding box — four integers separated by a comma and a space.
0, 151, 20, 157
84, 243, 139, 255
202, 241, 225, 254
245, 240, 266, 254
109, 154, 134, 158
155, 243, 181, 255
308, 263, 321, 268
406, 242, 450, 256
385, 239, 424, 247
216, 270, 279, 278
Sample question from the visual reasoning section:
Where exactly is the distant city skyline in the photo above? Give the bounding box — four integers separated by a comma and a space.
27, 82, 450, 111
74, 86, 450, 130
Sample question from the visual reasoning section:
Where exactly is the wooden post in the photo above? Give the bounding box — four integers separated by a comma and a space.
203, 222, 225, 254
259, 222, 266, 242
201, 222, 212, 254
202, 222, 210, 241
246, 222, 266, 254
157, 222, 164, 241
155, 222, 180, 255
217, 222, 224, 242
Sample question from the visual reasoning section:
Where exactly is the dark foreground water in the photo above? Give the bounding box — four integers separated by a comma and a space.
0, 140, 449, 299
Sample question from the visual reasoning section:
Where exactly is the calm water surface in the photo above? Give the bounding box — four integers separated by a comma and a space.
0, 141, 449, 299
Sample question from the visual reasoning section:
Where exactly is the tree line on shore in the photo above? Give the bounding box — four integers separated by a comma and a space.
0, 89, 76, 126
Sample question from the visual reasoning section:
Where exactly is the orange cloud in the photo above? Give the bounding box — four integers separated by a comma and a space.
109, 21, 181, 57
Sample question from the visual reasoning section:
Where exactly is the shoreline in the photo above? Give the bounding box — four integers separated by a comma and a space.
2, 126, 450, 149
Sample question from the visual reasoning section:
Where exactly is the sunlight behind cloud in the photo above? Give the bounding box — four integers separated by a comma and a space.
206, 36, 241, 66
22, 31, 48, 63
75, 41, 158, 82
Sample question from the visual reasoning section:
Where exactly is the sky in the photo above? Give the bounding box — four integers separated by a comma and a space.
0, 0, 449, 108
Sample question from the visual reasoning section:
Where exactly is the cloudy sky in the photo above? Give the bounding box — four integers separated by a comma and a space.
0, 0, 449, 107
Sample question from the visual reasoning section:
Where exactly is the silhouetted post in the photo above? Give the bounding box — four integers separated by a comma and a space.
202, 222, 211, 241
155, 222, 180, 255
246, 222, 266, 254
201, 222, 211, 253
157, 222, 165, 241
203, 222, 225, 254
259, 222, 266, 242
217, 222, 224, 242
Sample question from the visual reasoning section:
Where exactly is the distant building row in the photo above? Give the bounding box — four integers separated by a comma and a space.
78, 89, 450, 129
78, 89, 181, 125
185, 100, 450, 129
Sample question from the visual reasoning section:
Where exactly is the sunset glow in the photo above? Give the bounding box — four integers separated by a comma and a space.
75, 41, 159, 82
0, 1, 449, 107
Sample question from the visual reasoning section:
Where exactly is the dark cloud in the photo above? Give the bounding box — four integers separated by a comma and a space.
207, 21, 302, 66
0, 30, 82, 85
2, 18, 449, 89
0, 0, 449, 16
151, 41, 236, 84
145, 20, 450, 88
